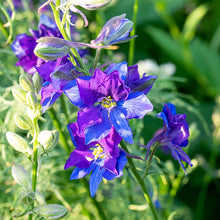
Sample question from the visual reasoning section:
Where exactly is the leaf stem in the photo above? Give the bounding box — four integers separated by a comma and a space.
142, 143, 159, 180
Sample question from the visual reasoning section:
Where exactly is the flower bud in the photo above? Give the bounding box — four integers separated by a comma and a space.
91, 14, 136, 46
14, 113, 32, 130
19, 74, 35, 92
12, 164, 31, 188
26, 92, 38, 109
34, 204, 68, 219
34, 38, 70, 61
38, 130, 59, 151
74, 0, 112, 10
12, 86, 27, 105
6, 131, 31, 154
33, 72, 43, 93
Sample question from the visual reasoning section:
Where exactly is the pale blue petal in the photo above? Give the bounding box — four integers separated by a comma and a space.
118, 92, 153, 119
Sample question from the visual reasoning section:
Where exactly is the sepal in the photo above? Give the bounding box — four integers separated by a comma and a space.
19, 74, 35, 92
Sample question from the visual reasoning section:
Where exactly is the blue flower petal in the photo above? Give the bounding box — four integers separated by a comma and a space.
110, 107, 133, 144
85, 109, 112, 144
103, 151, 127, 180
117, 92, 153, 119
105, 61, 128, 82
90, 163, 104, 197
64, 76, 91, 108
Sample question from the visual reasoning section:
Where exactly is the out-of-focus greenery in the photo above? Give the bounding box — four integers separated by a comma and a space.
0, 0, 219, 219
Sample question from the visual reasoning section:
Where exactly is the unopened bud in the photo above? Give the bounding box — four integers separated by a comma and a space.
6, 131, 31, 154
26, 92, 38, 109
12, 86, 27, 105
91, 14, 135, 46
74, 0, 112, 10
12, 164, 31, 188
19, 74, 35, 92
38, 130, 59, 151
34, 204, 68, 219
34, 39, 70, 61
14, 113, 32, 130
33, 72, 43, 93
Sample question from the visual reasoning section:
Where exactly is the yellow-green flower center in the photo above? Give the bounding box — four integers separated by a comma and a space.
93, 144, 105, 160
100, 96, 116, 109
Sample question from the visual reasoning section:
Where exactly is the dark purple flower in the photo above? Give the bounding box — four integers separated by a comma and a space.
37, 56, 83, 113
64, 62, 156, 144
142, 103, 192, 173
11, 14, 61, 75
64, 122, 127, 197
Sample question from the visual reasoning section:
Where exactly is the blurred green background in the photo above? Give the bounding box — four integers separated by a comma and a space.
0, 0, 220, 219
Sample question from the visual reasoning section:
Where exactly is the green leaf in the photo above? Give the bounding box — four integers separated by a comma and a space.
182, 4, 209, 41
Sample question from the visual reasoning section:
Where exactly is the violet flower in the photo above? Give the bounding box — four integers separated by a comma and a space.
11, 14, 62, 75
143, 103, 192, 173
64, 122, 127, 197
91, 14, 136, 46
64, 62, 156, 144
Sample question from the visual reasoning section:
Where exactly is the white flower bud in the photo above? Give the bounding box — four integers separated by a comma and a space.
38, 130, 59, 151
34, 204, 68, 219
19, 74, 35, 92
6, 131, 31, 154
14, 113, 32, 130
12, 86, 27, 105
12, 164, 31, 188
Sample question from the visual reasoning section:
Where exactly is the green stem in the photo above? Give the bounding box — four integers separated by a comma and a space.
128, 0, 139, 66
120, 140, 159, 220
92, 48, 102, 74
49, 108, 71, 154
50, 2, 90, 76
142, 143, 159, 180
28, 117, 39, 220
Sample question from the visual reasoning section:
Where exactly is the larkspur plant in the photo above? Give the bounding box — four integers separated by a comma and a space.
4, 0, 194, 219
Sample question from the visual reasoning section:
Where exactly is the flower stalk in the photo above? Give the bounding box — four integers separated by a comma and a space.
120, 140, 159, 220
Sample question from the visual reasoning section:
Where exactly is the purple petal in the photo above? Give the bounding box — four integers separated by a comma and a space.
77, 106, 103, 134
64, 78, 90, 108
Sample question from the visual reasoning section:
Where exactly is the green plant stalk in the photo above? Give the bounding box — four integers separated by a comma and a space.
28, 117, 39, 220
50, 2, 90, 76
128, 0, 138, 66
142, 143, 159, 180
120, 140, 159, 220
92, 48, 102, 74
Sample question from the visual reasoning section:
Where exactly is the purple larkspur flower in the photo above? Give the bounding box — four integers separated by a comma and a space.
91, 14, 136, 46
11, 14, 61, 75
64, 122, 127, 197
64, 62, 156, 144
37, 56, 84, 113
142, 103, 192, 173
